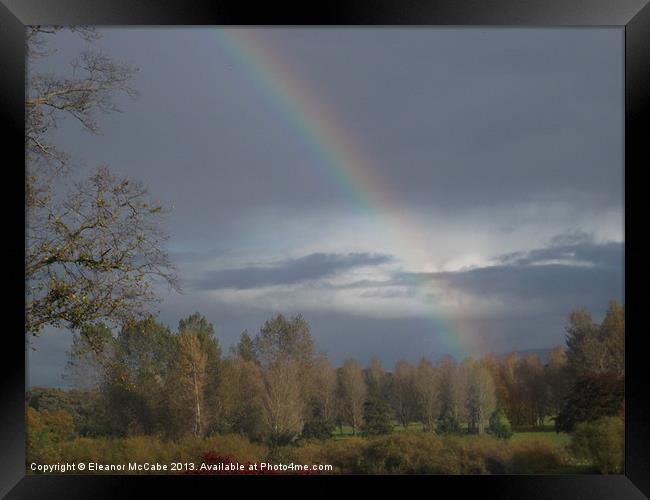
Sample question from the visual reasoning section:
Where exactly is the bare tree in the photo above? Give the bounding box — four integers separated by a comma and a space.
218, 355, 265, 439
365, 357, 387, 400
254, 313, 315, 368
545, 346, 569, 417
414, 358, 439, 432
499, 352, 527, 426
177, 313, 222, 433
307, 355, 338, 425
26, 27, 136, 209
517, 354, 550, 427
436, 356, 466, 433
599, 300, 625, 377
391, 359, 418, 428
261, 355, 305, 444
463, 359, 496, 434
336, 359, 367, 435
25, 28, 177, 336
177, 331, 208, 437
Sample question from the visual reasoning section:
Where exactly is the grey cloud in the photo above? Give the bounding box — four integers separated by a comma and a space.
401, 240, 623, 310
496, 239, 622, 268
169, 247, 234, 265
193, 252, 393, 290
283, 240, 624, 303
39, 28, 623, 238
548, 230, 595, 247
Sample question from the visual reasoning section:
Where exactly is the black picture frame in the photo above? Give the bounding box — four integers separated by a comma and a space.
1, 1, 648, 497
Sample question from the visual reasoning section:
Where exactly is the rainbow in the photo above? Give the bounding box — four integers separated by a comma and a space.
215, 28, 469, 360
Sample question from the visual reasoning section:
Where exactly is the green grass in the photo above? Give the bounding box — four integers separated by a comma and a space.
511, 431, 571, 447
332, 425, 356, 440
332, 421, 425, 439
332, 421, 571, 450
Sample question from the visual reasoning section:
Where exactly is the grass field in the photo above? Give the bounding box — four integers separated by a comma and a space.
511, 430, 570, 447
332, 421, 424, 439
333, 421, 571, 447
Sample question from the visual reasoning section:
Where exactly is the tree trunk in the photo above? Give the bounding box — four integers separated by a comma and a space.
193, 366, 201, 437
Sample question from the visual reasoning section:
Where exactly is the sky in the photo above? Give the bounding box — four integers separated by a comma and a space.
27, 27, 624, 387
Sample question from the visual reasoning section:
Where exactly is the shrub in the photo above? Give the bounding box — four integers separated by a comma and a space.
358, 433, 444, 474
488, 410, 514, 440
289, 438, 367, 473
57, 437, 126, 467
436, 413, 462, 435
570, 416, 624, 474
189, 450, 316, 475
510, 438, 564, 474
199, 434, 267, 464
50, 434, 268, 473
436, 435, 511, 474
302, 418, 335, 440
27, 407, 76, 465
189, 451, 252, 474
433, 435, 565, 475
435, 436, 488, 474
321, 438, 367, 473
28, 427, 574, 476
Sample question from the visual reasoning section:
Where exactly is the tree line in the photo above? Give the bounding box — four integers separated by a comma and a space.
49, 300, 623, 445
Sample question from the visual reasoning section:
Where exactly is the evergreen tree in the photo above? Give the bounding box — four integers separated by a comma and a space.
361, 398, 393, 436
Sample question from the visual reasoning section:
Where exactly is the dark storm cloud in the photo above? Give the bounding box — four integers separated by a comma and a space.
193, 252, 393, 290
40, 28, 623, 234
259, 28, 623, 213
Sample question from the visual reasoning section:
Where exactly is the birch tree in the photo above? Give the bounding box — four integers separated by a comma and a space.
464, 359, 496, 434
414, 358, 440, 432
436, 356, 466, 433
392, 359, 418, 428
261, 355, 305, 445
336, 359, 367, 435
365, 357, 387, 400
177, 331, 208, 437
